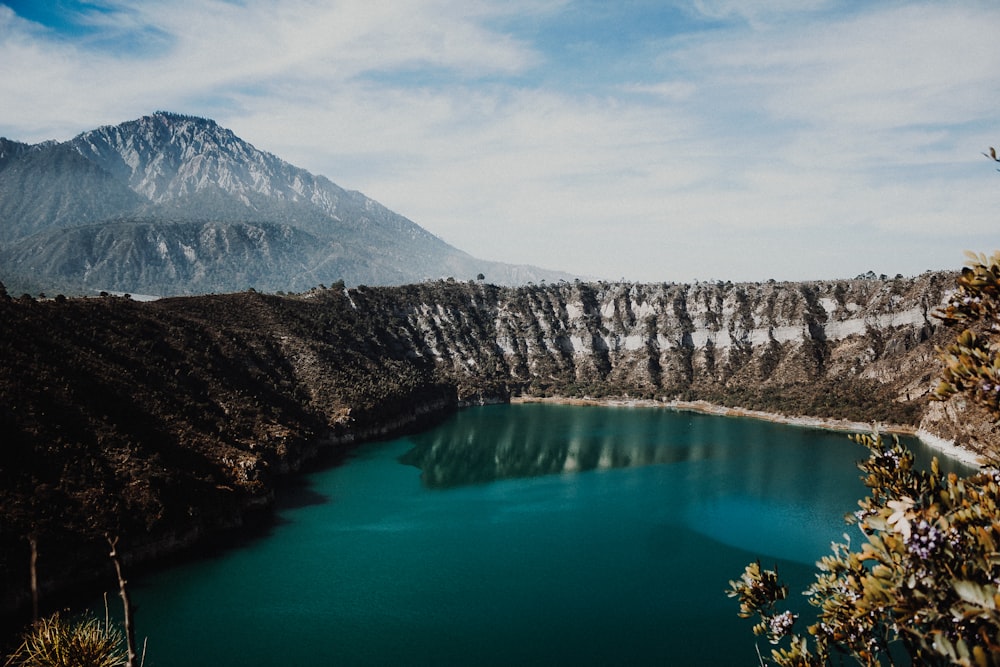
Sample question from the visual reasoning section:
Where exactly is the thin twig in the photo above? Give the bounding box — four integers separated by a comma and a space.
107, 535, 138, 667
755, 642, 766, 667
28, 535, 38, 622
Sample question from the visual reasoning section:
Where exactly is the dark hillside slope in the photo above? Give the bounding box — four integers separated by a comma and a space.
0, 139, 32, 168
1, 273, 996, 623
0, 290, 452, 619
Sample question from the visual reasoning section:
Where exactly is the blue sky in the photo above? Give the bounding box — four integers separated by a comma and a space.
2, 0, 999, 283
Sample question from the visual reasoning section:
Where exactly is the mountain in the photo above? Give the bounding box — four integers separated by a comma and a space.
0, 142, 145, 242
1, 219, 323, 295
0, 138, 32, 166
0, 112, 572, 295
1, 272, 993, 623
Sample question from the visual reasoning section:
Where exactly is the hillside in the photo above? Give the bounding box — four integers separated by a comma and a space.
0, 112, 572, 295
2, 272, 997, 626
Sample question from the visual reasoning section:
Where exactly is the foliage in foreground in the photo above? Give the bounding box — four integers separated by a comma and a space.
731, 433, 1000, 666
3, 612, 127, 667
730, 252, 1000, 666
935, 251, 1000, 417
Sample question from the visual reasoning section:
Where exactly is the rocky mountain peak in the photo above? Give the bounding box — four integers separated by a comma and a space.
0, 112, 575, 295
0, 137, 32, 167
69, 111, 292, 204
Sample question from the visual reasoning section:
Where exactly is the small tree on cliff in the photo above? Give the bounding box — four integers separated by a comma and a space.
729, 251, 1000, 666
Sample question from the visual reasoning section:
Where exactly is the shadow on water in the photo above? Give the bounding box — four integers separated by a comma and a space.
273, 480, 331, 511
93, 403, 983, 667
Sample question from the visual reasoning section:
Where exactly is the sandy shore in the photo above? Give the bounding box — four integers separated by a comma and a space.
510, 395, 985, 467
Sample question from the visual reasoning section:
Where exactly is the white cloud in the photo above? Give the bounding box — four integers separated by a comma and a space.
2, 0, 999, 283
0, 0, 542, 138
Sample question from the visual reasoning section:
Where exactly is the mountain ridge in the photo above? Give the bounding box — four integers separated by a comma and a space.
0, 112, 574, 294
2, 272, 994, 626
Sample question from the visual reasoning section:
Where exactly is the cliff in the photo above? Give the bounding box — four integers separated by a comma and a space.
378, 274, 956, 427
1, 271, 995, 623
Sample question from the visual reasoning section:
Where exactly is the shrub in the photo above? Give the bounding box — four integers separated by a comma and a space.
730, 432, 1000, 666
934, 251, 1000, 417
730, 251, 1000, 666
4, 612, 127, 667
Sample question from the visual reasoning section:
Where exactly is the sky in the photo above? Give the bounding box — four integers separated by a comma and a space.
2, 0, 999, 283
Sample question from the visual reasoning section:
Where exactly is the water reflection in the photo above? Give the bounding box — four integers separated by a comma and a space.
121, 404, 980, 667
401, 404, 739, 487
401, 434, 688, 487
399, 403, 975, 490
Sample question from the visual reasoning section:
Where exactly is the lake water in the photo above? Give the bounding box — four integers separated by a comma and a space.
122, 404, 971, 666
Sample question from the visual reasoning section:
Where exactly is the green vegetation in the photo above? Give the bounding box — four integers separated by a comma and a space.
730, 252, 1000, 666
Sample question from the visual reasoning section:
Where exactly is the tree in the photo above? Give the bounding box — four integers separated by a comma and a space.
730, 252, 1000, 666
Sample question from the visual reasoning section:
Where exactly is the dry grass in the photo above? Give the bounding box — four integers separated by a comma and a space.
4, 613, 127, 667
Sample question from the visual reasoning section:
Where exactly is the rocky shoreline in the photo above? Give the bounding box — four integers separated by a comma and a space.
5, 275, 997, 641
3, 389, 984, 639
0, 390, 461, 640
511, 395, 986, 467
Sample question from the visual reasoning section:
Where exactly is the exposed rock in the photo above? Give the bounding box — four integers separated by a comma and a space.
1, 271, 993, 626
0, 112, 575, 295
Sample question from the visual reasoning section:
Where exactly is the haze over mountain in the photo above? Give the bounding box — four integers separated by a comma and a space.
0, 112, 573, 295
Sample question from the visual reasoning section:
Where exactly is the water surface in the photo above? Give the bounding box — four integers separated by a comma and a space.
124, 404, 970, 666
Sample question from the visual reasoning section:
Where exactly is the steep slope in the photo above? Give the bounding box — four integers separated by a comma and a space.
0, 112, 572, 294
0, 142, 144, 243
3, 273, 995, 627
347, 274, 955, 427
0, 219, 324, 294
69, 113, 424, 240
0, 138, 31, 167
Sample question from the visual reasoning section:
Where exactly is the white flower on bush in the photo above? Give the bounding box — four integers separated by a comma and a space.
768, 610, 798, 641
886, 497, 915, 540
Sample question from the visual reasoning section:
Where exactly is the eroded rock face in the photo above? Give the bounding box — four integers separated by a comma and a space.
374, 274, 956, 429
1, 271, 992, 623
365, 273, 997, 454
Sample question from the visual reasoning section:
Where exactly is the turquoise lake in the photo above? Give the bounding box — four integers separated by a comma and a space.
123, 404, 972, 666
